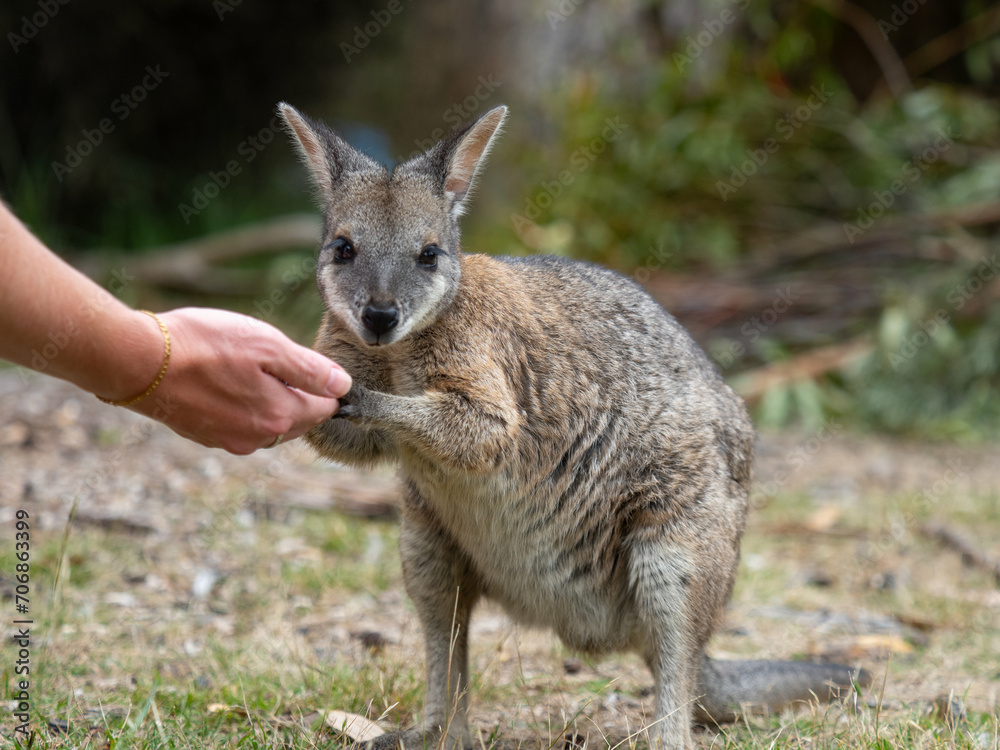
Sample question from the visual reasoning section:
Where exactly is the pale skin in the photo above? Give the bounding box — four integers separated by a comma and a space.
0, 202, 351, 454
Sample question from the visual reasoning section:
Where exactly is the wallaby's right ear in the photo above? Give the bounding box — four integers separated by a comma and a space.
278, 102, 374, 203
413, 105, 508, 217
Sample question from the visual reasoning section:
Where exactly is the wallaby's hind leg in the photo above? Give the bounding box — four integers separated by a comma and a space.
375, 491, 480, 750
630, 537, 700, 750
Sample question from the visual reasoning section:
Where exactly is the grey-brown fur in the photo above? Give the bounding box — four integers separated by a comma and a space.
279, 102, 870, 749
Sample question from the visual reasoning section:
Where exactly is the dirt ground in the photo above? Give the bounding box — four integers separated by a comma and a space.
1, 368, 998, 748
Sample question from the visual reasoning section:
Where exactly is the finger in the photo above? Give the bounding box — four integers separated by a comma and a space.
265, 344, 352, 398
280, 391, 342, 441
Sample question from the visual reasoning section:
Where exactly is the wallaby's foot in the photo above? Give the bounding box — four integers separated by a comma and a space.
356, 727, 471, 750
646, 720, 694, 750
331, 385, 369, 421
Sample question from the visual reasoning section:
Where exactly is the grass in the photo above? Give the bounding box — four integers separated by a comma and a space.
1, 434, 998, 749
2, 512, 416, 749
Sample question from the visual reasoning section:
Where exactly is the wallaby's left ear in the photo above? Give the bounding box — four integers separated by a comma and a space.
421, 105, 507, 216
278, 102, 378, 205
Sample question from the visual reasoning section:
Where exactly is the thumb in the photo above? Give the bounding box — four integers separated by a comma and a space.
268, 346, 353, 398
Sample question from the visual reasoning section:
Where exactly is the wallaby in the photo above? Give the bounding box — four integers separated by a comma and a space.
278, 102, 870, 750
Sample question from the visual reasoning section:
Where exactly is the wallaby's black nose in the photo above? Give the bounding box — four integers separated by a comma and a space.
362, 302, 399, 337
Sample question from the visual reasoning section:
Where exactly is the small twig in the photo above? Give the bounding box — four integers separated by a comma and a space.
921, 521, 1000, 585
768, 198, 1000, 264
904, 5, 1000, 79
759, 522, 868, 540
731, 337, 873, 403
73, 510, 162, 536
265, 469, 400, 519
50, 497, 78, 607
71, 213, 322, 293
806, 0, 912, 100
131, 212, 320, 267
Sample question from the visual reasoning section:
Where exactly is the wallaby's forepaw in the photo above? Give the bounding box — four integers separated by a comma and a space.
331, 385, 370, 422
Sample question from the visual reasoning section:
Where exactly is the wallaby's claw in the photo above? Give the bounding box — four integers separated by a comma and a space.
332, 403, 359, 420
330, 385, 371, 422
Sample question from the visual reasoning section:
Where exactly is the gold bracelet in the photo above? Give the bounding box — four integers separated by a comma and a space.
97, 310, 171, 407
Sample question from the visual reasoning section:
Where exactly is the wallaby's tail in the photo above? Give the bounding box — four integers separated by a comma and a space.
695, 657, 873, 724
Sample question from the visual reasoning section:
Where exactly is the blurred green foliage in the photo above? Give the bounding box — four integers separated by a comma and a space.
490, 33, 1000, 271
472, 2, 1000, 439
856, 264, 1000, 439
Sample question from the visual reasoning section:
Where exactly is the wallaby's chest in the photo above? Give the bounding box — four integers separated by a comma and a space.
400, 452, 635, 653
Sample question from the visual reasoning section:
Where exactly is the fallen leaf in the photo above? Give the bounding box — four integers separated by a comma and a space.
803, 504, 841, 532
852, 633, 913, 655
207, 703, 247, 715
323, 710, 385, 742
810, 633, 914, 662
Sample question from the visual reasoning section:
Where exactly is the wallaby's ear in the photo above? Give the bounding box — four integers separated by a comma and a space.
278, 102, 376, 203
421, 105, 508, 216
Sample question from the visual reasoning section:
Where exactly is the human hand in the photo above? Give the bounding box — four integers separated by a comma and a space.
128, 308, 351, 454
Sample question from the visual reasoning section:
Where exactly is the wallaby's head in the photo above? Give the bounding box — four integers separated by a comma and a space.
278, 102, 507, 347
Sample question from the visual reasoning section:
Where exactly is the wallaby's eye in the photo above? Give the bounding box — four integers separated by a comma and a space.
328, 236, 356, 264
417, 244, 440, 270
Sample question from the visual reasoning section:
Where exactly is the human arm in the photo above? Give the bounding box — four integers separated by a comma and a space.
0, 202, 351, 454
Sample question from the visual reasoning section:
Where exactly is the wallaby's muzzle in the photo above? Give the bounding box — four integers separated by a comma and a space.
362, 301, 399, 341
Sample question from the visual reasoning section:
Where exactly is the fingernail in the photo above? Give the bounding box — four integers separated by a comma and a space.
326, 367, 352, 397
